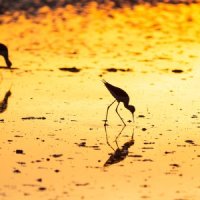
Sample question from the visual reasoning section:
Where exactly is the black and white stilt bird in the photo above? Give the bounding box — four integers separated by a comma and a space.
102, 80, 135, 126
0, 43, 12, 68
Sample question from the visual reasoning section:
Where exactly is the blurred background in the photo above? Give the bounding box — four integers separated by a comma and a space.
0, 0, 199, 14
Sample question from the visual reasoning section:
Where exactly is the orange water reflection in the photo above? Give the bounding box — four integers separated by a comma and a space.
1, 3, 200, 200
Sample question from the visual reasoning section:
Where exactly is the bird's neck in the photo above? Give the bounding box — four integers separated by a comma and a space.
123, 101, 129, 109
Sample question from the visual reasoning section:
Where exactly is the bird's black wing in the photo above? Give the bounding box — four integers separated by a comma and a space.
102, 80, 129, 99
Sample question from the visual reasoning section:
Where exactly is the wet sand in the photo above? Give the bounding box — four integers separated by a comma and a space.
1, 3, 200, 200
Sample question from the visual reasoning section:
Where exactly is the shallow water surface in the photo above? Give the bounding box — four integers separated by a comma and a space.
1, 3, 200, 200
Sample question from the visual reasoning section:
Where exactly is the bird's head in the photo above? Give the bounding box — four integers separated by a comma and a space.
128, 105, 135, 114
127, 105, 135, 122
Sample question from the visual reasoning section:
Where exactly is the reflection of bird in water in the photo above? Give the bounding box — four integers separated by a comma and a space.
102, 80, 135, 126
0, 90, 11, 113
0, 43, 12, 68
104, 125, 135, 167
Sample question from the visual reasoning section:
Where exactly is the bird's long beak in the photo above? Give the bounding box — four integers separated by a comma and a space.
132, 113, 134, 123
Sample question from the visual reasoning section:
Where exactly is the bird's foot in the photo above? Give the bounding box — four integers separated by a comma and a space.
103, 119, 109, 126
104, 122, 109, 127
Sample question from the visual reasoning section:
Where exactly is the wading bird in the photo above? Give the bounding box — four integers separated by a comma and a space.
0, 43, 12, 68
102, 80, 135, 126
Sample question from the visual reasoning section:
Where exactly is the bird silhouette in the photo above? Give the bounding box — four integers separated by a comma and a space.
104, 125, 135, 167
102, 80, 135, 126
0, 43, 12, 68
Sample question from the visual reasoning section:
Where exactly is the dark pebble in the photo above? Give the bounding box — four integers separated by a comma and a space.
13, 169, 21, 173
172, 69, 183, 73
38, 187, 46, 191
51, 154, 63, 158
185, 140, 195, 145
129, 154, 142, 158
16, 149, 24, 154
106, 68, 117, 72
79, 142, 86, 147
59, 67, 80, 72
138, 115, 145, 118
170, 163, 180, 167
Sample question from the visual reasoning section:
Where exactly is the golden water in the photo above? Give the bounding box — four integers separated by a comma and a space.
1, 3, 200, 200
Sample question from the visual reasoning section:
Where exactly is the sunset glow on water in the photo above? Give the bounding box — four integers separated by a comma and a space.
1, 2, 200, 200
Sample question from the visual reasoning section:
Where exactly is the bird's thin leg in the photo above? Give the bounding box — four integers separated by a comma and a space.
132, 113, 134, 123
104, 100, 116, 126
131, 127, 135, 140
115, 125, 126, 147
115, 102, 126, 126
104, 125, 115, 151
